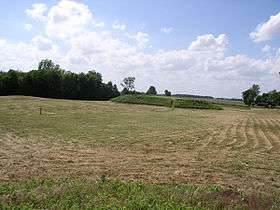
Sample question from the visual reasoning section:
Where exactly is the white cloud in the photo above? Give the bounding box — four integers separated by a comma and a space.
112, 20, 126, 30
188, 34, 228, 53
24, 24, 33, 31
250, 12, 280, 42
32, 36, 56, 51
262, 45, 271, 53
94, 21, 105, 28
4, 1, 280, 97
161, 27, 173, 34
127, 32, 150, 48
0, 38, 60, 71
25, 3, 48, 21
46, 0, 93, 39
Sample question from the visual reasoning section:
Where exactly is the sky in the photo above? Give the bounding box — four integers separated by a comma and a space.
1, 0, 280, 98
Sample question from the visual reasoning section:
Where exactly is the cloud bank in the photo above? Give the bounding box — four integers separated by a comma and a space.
2, 0, 280, 98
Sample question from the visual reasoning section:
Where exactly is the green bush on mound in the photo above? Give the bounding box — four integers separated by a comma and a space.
174, 98, 223, 110
111, 94, 223, 110
111, 94, 173, 107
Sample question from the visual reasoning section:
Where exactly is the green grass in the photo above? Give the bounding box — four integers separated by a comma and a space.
111, 94, 223, 110
1, 179, 278, 209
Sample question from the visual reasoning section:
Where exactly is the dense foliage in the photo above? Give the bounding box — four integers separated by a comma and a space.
255, 90, 280, 108
242, 84, 260, 106
242, 84, 280, 108
164, 89, 172, 96
111, 94, 223, 110
0, 59, 120, 100
146, 86, 157, 95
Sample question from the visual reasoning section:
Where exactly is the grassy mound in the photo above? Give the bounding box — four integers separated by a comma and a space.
111, 94, 173, 107
174, 98, 223, 110
111, 94, 223, 110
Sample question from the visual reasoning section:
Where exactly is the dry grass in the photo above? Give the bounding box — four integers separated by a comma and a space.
1, 96, 280, 197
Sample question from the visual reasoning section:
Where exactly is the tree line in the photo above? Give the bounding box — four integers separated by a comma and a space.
242, 84, 280, 108
0, 59, 120, 100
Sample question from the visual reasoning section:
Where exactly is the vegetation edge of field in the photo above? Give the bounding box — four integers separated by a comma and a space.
111, 94, 223, 110
0, 178, 279, 209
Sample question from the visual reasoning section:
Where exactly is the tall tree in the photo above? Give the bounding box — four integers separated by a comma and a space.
242, 84, 260, 106
164, 90, 171, 96
121, 77, 135, 92
146, 86, 157, 95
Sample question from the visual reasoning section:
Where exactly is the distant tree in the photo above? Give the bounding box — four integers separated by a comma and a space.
164, 90, 171, 96
38, 59, 61, 71
121, 77, 135, 93
146, 86, 157, 95
242, 84, 260, 106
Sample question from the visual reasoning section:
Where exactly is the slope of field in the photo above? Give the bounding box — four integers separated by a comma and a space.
111, 94, 223, 110
1, 96, 280, 208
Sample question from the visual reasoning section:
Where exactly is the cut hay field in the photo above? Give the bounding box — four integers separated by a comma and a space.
1, 96, 280, 209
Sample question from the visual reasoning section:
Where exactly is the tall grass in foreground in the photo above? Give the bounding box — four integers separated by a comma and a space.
0, 179, 278, 209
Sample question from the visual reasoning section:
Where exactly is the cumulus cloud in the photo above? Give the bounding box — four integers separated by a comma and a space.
112, 20, 126, 30
127, 32, 150, 48
188, 34, 228, 53
25, 3, 48, 21
250, 12, 280, 42
0, 38, 60, 71
32, 36, 56, 51
161, 27, 173, 34
46, 0, 93, 39
4, 0, 280, 97
262, 45, 271, 53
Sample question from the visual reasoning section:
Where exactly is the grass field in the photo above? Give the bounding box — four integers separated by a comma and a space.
1, 96, 280, 209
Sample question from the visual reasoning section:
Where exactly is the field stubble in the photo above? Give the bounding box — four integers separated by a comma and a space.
0, 96, 280, 195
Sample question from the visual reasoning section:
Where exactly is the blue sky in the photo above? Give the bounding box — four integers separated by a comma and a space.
0, 0, 280, 97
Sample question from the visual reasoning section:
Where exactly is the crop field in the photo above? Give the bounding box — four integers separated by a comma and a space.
1, 96, 280, 208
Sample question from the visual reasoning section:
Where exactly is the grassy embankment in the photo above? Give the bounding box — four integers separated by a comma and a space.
111, 94, 223, 110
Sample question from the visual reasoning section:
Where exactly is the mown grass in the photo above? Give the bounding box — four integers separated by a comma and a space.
111, 94, 223, 110
1, 179, 279, 209
1, 96, 280, 209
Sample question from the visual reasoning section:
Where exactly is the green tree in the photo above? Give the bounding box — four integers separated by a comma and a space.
255, 90, 280, 108
0, 59, 119, 101
121, 77, 135, 92
164, 90, 171, 96
38, 59, 61, 71
146, 86, 157, 95
242, 84, 260, 106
